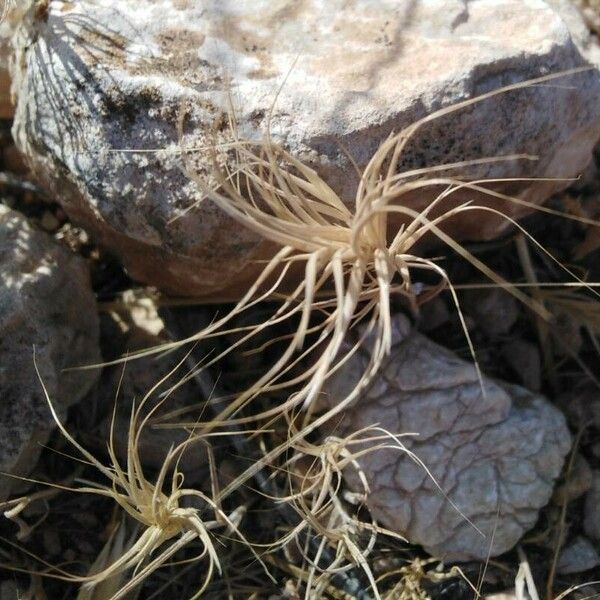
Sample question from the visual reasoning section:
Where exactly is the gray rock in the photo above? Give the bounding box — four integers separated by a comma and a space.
501, 339, 542, 392
546, 0, 600, 63
318, 315, 570, 561
0, 205, 100, 498
584, 470, 600, 541
10, 0, 600, 298
557, 536, 600, 574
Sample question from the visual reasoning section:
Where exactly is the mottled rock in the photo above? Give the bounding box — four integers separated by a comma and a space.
318, 314, 570, 560
558, 385, 600, 430
554, 454, 591, 504
557, 536, 600, 574
10, 0, 600, 298
572, 0, 600, 37
547, 0, 600, 61
584, 470, 600, 541
0, 205, 100, 498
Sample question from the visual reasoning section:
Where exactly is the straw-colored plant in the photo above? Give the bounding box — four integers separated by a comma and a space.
0, 352, 269, 599
5, 69, 599, 598
272, 425, 407, 599
136, 70, 598, 505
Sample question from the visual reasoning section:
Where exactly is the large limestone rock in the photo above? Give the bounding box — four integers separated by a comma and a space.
10, 0, 600, 298
0, 205, 100, 497
318, 315, 570, 561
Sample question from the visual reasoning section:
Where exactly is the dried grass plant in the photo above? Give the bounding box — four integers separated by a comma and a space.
147, 70, 599, 498
0, 351, 271, 599
4, 69, 600, 599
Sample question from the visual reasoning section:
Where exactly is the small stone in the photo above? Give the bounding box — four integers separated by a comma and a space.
501, 339, 542, 392
42, 528, 61, 557
558, 385, 600, 430
39, 210, 59, 231
319, 314, 571, 561
554, 454, 592, 504
418, 297, 450, 333
0, 205, 100, 499
2, 144, 28, 175
557, 536, 600, 574
553, 311, 584, 357
584, 470, 600, 541
462, 288, 520, 338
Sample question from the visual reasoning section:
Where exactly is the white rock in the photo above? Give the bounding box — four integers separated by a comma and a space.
318, 314, 570, 561
0, 205, 100, 498
10, 0, 600, 298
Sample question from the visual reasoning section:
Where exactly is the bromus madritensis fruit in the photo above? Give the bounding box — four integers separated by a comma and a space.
113, 69, 597, 598
14, 69, 597, 598
131, 70, 599, 438
0, 350, 271, 600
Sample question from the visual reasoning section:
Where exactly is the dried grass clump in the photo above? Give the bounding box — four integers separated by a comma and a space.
271, 425, 411, 599
0, 354, 269, 599
146, 71, 598, 497
3, 70, 599, 598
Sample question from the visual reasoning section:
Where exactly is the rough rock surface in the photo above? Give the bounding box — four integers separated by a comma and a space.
10, 0, 600, 297
0, 205, 100, 497
584, 470, 600, 541
318, 315, 571, 560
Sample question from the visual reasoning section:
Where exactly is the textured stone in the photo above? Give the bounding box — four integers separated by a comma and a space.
0, 205, 100, 497
501, 339, 542, 392
318, 314, 570, 560
462, 288, 520, 338
10, 0, 600, 298
554, 453, 591, 504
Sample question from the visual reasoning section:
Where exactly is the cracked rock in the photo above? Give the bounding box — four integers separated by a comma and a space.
10, 0, 600, 298
0, 205, 100, 498
319, 314, 570, 560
